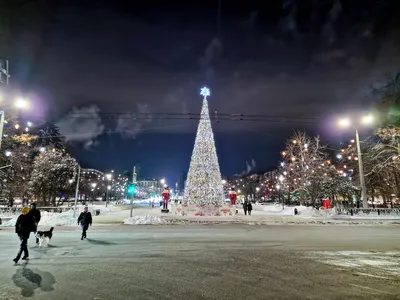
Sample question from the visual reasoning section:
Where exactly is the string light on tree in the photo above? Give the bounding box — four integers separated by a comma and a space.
183, 87, 224, 206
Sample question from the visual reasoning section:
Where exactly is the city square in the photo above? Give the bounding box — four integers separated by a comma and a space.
1, 1, 400, 299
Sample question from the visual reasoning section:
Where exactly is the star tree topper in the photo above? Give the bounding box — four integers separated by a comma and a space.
200, 87, 210, 99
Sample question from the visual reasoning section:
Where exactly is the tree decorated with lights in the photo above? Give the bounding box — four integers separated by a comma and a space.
279, 131, 331, 206
183, 87, 224, 206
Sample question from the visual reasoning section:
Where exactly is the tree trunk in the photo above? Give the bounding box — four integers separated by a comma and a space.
43, 192, 48, 206
56, 196, 64, 207
299, 190, 306, 206
370, 188, 375, 206
394, 173, 400, 197
8, 194, 14, 207
51, 194, 56, 206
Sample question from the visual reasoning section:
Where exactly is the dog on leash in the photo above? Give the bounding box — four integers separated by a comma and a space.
35, 227, 54, 247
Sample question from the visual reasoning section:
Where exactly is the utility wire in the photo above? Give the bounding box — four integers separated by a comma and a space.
41, 113, 321, 123
59, 111, 321, 120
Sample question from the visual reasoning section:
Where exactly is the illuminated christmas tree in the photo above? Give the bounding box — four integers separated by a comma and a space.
183, 87, 225, 206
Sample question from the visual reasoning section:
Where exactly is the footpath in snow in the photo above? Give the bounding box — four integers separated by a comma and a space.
2, 202, 400, 227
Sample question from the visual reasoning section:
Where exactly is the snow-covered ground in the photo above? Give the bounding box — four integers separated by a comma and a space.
1, 210, 77, 227
124, 215, 167, 225
260, 204, 335, 218
309, 251, 400, 278
0, 204, 120, 228
2, 201, 400, 227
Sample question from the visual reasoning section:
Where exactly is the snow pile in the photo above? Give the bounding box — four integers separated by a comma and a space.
122, 199, 159, 207
261, 204, 335, 217
0, 211, 18, 218
40, 210, 77, 226
124, 215, 167, 225
86, 204, 118, 213
0, 210, 77, 227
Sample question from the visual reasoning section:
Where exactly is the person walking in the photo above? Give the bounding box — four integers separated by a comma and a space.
13, 207, 35, 263
242, 200, 248, 215
77, 206, 92, 240
28, 203, 41, 244
247, 201, 253, 216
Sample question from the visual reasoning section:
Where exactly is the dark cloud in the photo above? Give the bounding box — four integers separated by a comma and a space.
115, 103, 153, 139
22, 2, 398, 127
2, 1, 400, 176
56, 105, 104, 149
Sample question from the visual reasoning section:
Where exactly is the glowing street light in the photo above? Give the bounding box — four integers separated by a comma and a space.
160, 178, 166, 185
338, 118, 351, 127
361, 115, 374, 124
337, 114, 375, 208
0, 96, 30, 150
14, 98, 29, 109
222, 179, 226, 185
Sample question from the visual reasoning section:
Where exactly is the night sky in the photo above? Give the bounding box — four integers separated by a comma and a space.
1, 0, 399, 184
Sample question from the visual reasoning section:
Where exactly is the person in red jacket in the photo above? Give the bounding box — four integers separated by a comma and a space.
162, 187, 170, 210
229, 188, 237, 205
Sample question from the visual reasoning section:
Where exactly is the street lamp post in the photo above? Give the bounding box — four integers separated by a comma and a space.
73, 165, 81, 218
355, 129, 368, 208
276, 184, 281, 208
91, 183, 97, 205
105, 173, 112, 207
0, 60, 10, 149
338, 115, 373, 208
278, 175, 284, 209
0, 97, 30, 150
160, 178, 166, 195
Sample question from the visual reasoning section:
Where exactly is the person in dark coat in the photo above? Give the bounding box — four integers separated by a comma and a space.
77, 206, 92, 240
243, 201, 248, 215
13, 207, 35, 263
28, 203, 41, 244
247, 202, 253, 216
